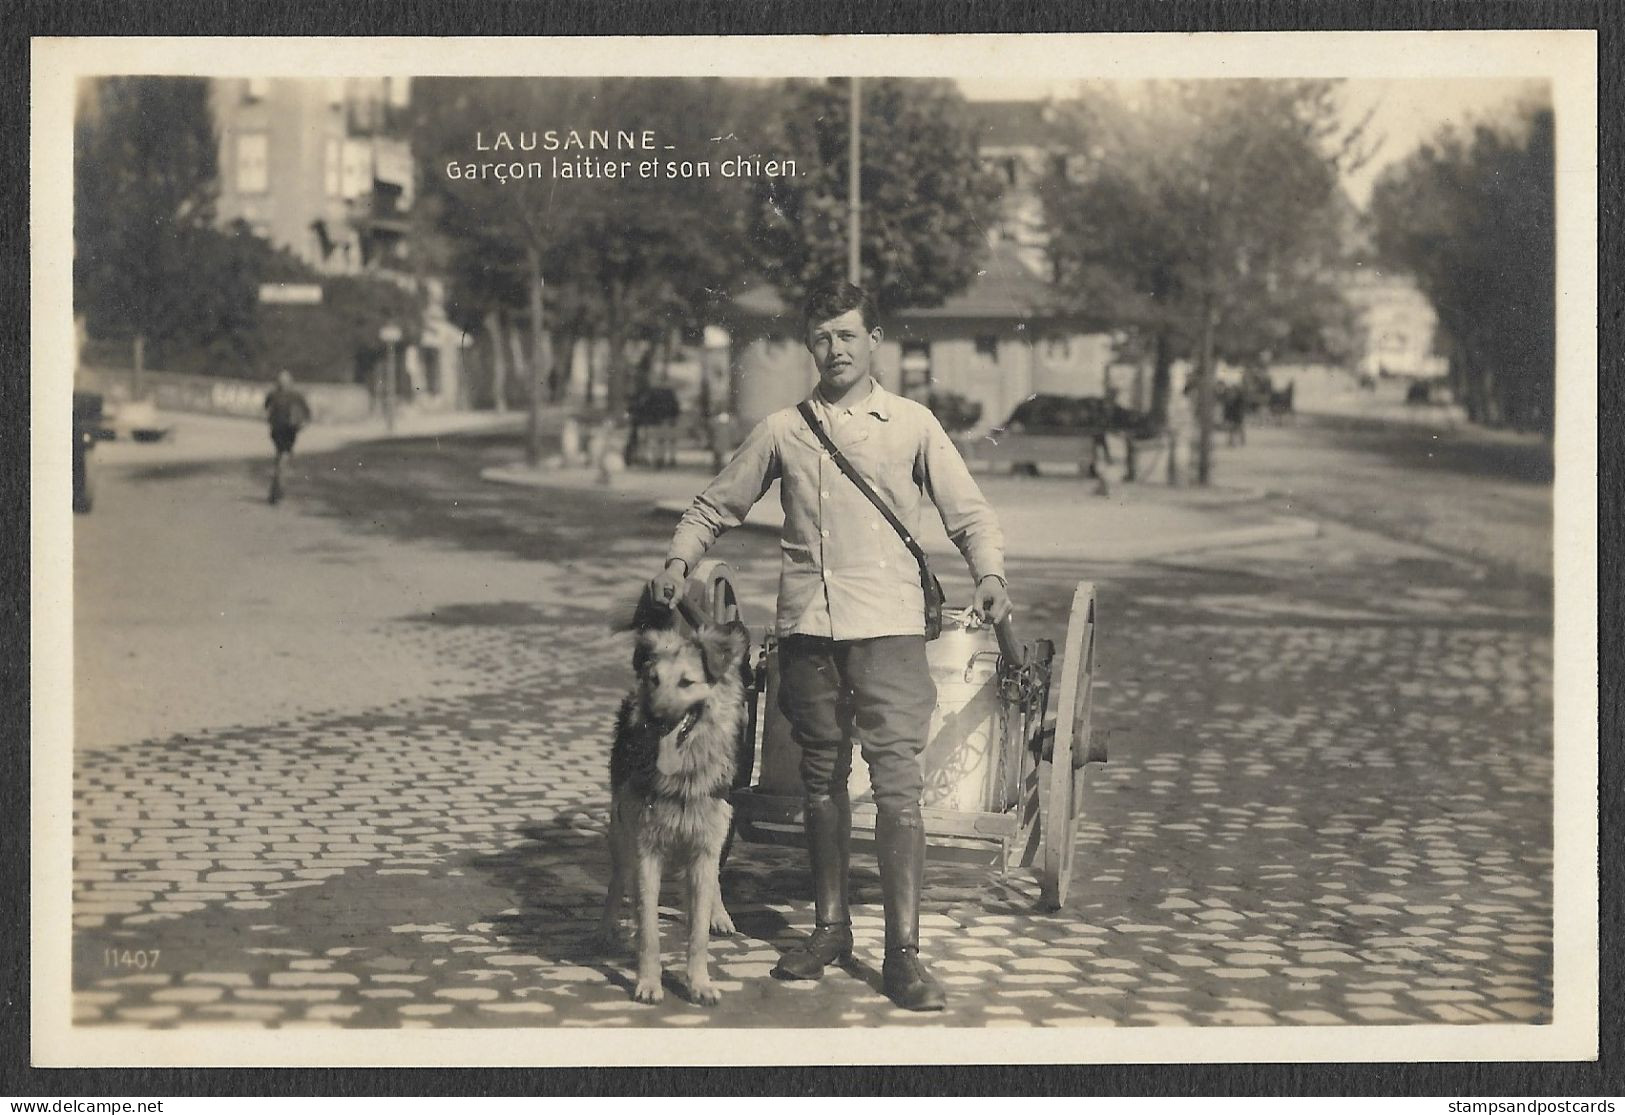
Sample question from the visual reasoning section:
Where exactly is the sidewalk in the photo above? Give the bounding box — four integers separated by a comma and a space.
483, 458, 1319, 564
90, 407, 532, 469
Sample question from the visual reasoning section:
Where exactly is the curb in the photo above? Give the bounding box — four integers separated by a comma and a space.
482, 464, 1321, 562
645, 497, 1319, 561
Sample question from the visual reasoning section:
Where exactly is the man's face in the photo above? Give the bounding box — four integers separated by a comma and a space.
806, 308, 880, 395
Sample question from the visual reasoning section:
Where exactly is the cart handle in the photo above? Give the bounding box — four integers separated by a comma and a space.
994, 613, 1022, 663
956, 608, 1023, 663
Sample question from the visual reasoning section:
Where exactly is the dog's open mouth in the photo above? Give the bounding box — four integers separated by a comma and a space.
664, 706, 703, 749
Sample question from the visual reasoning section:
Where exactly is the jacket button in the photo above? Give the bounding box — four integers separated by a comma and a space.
821, 529, 830, 538
821, 490, 830, 499
870, 522, 879, 531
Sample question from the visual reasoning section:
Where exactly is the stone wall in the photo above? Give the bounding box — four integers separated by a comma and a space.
76, 367, 373, 423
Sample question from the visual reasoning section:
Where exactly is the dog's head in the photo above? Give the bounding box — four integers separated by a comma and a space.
634, 620, 749, 725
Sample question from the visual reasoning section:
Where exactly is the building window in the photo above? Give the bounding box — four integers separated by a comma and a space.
324, 136, 342, 197
236, 132, 270, 195
341, 138, 372, 200
1045, 335, 1071, 359
975, 335, 1000, 363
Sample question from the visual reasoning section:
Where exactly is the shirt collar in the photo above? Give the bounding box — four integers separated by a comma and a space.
810, 378, 891, 422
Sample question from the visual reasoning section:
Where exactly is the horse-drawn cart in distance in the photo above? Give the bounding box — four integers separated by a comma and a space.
687, 560, 1107, 910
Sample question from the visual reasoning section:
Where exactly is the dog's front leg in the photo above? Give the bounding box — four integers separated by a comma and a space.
633, 848, 665, 1004
686, 857, 721, 1005
595, 812, 629, 951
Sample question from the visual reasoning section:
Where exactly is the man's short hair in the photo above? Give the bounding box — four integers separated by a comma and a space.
802, 281, 879, 337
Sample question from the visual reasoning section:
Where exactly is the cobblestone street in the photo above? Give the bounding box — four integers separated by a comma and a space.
68, 422, 1555, 1030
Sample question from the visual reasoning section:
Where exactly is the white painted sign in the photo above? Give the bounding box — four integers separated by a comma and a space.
259, 284, 324, 305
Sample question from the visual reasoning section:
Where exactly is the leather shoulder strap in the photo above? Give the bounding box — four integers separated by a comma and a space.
796, 401, 928, 568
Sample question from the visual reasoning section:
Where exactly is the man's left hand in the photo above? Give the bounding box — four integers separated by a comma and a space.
976, 576, 1013, 625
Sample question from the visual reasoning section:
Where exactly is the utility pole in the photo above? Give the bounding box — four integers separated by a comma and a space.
525, 243, 549, 468
847, 76, 862, 285
133, 335, 146, 402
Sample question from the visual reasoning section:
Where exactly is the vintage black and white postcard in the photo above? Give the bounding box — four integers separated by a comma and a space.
30, 31, 1598, 1067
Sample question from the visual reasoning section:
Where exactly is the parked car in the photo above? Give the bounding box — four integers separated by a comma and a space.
72, 391, 115, 513
965, 394, 1153, 475
999, 394, 1129, 435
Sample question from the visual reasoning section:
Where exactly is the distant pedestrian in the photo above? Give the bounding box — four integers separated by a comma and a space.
1222, 386, 1247, 447
264, 371, 312, 505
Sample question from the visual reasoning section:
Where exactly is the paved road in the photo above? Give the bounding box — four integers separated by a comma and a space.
69, 421, 1554, 1029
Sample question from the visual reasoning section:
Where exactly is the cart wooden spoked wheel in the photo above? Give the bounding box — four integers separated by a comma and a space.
1037, 582, 1098, 910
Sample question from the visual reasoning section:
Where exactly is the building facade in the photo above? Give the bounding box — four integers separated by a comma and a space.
723, 241, 1126, 434
1344, 267, 1447, 380
208, 77, 465, 408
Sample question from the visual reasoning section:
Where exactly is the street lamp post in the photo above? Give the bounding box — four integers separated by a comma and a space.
848, 76, 862, 285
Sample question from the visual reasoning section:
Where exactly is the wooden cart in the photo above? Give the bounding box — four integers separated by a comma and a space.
688, 560, 1105, 910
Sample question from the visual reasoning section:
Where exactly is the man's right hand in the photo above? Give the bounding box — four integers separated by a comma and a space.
649, 559, 687, 610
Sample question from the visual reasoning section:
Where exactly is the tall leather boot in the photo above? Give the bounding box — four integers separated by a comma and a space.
876, 807, 946, 1011
771, 793, 853, 980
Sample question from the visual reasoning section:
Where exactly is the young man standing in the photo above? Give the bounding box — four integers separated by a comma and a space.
263, 370, 311, 505
650, 282, 1011, 1011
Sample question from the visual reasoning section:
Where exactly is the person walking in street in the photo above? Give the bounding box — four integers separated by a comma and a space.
264, 370, 312, 505
649, 281, 1012, 1011
1222, 384, 1247, 447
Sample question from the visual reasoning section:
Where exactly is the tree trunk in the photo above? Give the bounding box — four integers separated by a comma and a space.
1195, 299, 1217, 486
525, 245, 550, 468
585, 338, 597, 407
633, 341, 657, 397
550, 328, 575, 402
605, 290, 629, 416
508, 318, 530, 407
1147, 331, 1173, 435
485, 309, 508, 413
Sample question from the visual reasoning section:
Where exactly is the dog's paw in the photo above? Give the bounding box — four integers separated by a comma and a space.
633, 978, 664, 1005
689, 980, 722, 1007
709, 910, 737, 937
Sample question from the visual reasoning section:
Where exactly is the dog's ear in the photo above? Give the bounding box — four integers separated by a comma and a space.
697, 620, 749, 683
609, 583, 678, 634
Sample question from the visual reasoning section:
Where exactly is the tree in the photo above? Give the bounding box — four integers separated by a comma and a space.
744, 78, 1005, 316
1369, 103, 1554, 432
74, 77, 222, 384
145, 224, 423, 385
413, 77, 753, 459
1042, 80, 1367, 481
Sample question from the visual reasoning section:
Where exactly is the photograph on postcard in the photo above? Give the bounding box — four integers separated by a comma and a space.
32, 32, 1597, 1063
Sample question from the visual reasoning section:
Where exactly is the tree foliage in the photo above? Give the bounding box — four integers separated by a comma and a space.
1042, 80, 1364, 432
412, 77, 753, 412
744, 78, 1005, 316
1369, 104, 1555, 432
74, 77, 422, 384
74, 77, 222, 352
